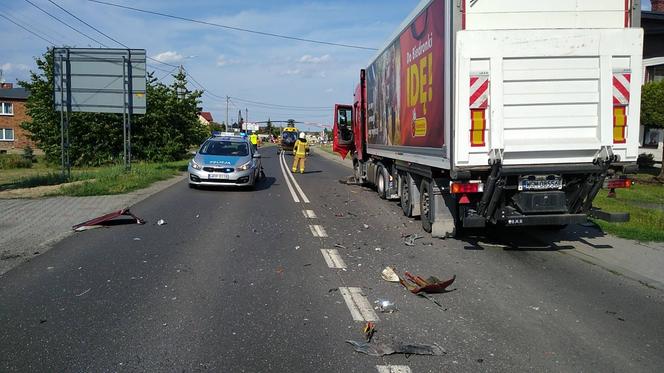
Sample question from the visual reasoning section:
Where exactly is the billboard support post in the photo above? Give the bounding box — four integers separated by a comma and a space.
122, 55, 128, 171
127, 49, 133, 170
58, 54, 65, 179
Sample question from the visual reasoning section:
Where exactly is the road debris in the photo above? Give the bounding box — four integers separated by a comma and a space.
72, 208, 145, 231
133, 237, 141, 241
402, 272, 456, 294
403, 234, 422, 246
363, 224, 370, 229
346, 340, 445, 357
157, 219, 167, 226
334, 244, 347, 249
363, 321, 376, 342
75, 288, 91, 297
376, 299, 397, 313
328, 288, 339, 293
381, 266, 400, 283
374, 247, 382, 251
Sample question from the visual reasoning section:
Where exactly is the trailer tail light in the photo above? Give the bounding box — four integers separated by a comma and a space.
612, 72, 631, 144
450, 181, 484, 194
607, 178, 632, 189
469, 75, 489, 147
613, 106, 627, 144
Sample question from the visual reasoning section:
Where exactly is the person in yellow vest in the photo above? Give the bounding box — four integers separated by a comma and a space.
249, 132, 258, 151
292, 132, 307, 173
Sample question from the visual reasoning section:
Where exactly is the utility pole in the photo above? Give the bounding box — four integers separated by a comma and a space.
226, 96, 229, 131
245, 108, 248, 124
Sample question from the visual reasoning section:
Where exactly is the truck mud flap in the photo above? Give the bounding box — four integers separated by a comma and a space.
499, 214, 588, 227
589, 208, 630, 223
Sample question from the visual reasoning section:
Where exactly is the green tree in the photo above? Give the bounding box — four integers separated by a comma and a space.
20, 50, 207, 165
641, 80, 664, 180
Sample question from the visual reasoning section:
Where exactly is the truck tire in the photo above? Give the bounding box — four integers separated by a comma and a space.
377, 165, 388, 199
400, 174, 413, 217
353, 159, 364, 183
420, 178, 433, 233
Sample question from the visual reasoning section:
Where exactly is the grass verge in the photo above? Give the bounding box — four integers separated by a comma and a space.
1, 160, 188, 197
54, 161, 188, 197
592, 176, 664, 242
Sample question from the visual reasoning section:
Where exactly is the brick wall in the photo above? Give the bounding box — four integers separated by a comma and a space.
0, 99, 38, 154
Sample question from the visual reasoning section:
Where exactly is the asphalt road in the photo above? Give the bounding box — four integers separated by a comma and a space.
1, 147, 663, 372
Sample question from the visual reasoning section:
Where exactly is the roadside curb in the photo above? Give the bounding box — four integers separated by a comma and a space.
312, 146, 353, 169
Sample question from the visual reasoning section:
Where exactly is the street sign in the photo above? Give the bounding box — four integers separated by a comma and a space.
53, 48, 146, 114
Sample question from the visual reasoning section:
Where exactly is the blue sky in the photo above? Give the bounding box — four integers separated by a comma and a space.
0, 0, 653, 130
1, 0, 416, 129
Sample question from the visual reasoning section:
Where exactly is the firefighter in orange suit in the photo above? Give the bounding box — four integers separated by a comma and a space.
291, 132, 307, 173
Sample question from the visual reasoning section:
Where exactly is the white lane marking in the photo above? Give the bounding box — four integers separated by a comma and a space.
320, 249, 346, 269
338, 287, 379, 322
278, 150, 300, 203
309, 225, 327, 238
302, 210, 317, 219
376, 366, 412, 373
281, 152, 311, 203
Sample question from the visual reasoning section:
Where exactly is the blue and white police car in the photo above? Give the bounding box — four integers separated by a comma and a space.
188, 136, 262, 188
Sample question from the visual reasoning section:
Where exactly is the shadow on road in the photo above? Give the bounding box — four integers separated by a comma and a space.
190, 176, 276, 192
460, 223, 612, 251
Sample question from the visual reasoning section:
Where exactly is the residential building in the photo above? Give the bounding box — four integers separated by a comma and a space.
198, 111, 214, 126
0, 83, 37, 154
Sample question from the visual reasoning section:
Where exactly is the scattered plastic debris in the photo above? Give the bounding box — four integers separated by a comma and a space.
75, 288, 91, 297
295, 246, 300, 250
403, 272, 456, 294
346, 340, 445, 357
157, 219, 167, 226
133, 237, 141, 241
363, 321, 376, 342
195, 214, 200, 218
381, 266, 400, 283
72, 208, 145, 231
403, 234, 422, 246
363, 224, 369, 229
334, 244, 347, 249
377, 299, 397, 313
374, 247, 382, 252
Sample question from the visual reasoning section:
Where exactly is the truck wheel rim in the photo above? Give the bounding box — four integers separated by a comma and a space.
378, 173, 384, 193
402, 178, 410, 207
422, 187, 431, 221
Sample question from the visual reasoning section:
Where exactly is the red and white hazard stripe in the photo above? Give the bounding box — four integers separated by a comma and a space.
469, 75, 489, 109
613, 72, 631, 106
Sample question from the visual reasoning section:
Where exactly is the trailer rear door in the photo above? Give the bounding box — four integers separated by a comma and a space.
454, 1, 642, 167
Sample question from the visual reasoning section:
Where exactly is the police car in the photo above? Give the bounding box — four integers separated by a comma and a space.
188, 135, 262, 188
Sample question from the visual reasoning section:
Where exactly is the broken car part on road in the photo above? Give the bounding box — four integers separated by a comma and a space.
72, 208, 145, 232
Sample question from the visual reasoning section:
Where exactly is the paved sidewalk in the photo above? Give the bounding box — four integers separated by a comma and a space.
0, 174, 186, 276
313, 145, 664, 289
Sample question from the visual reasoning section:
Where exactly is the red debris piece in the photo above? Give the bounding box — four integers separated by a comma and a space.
402, 272, 456, 294
72, 208, 145, 231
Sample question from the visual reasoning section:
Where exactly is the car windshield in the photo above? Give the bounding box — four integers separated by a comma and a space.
199, 141, 249, 156
282, 132, 297, 142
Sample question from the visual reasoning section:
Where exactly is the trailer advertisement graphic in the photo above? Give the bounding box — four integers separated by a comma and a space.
367, 0, 446, 148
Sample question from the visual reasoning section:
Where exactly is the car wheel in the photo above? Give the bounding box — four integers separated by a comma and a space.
420, 178, 433, 233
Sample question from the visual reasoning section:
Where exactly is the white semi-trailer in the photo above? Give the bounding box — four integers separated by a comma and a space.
333, 0, 641, 237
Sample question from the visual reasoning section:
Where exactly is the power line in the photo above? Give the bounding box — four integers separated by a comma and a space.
24, 0, 108, 47
87, 0, 378, 51
0, 12, 55, 45
46, 0, 180, 69
230, 96, 329, 109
